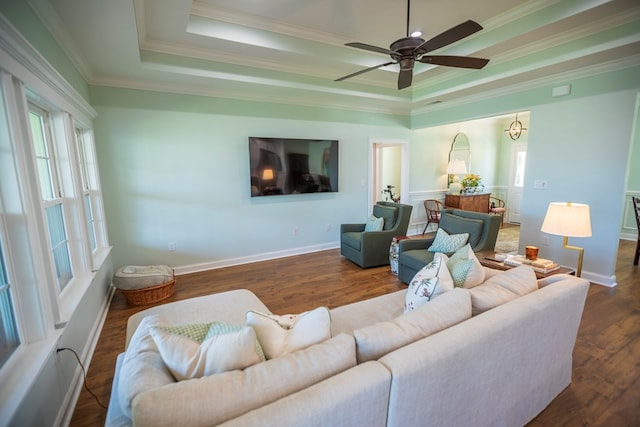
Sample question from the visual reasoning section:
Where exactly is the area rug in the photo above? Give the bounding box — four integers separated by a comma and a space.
494, 226, 520, 254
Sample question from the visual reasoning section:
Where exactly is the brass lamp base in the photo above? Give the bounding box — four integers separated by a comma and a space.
563, 236, 584, 277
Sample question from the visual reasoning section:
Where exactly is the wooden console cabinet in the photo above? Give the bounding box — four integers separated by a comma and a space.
445, 193, 490, 213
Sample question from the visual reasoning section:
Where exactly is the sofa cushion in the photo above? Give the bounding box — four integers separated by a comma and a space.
330, 290, 406, 337
246, 307, 331, 359
364, 215, 384, 231
341, 232, 362, 250
469, 266, 538, 315
373, 204, 398, 231
354, 288, 471, 363
427, 228, 469, 253
446, 244, 485, 288
405, 253, 454, 312
398, 248, 436, 275
441, 214, 484, 248
149, 323, 263, 381
131, 334, 357, 427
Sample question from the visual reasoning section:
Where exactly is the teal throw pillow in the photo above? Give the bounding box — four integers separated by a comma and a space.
427, 228, 469, 253
446, 244, 486, 288
364, 215, 384, 231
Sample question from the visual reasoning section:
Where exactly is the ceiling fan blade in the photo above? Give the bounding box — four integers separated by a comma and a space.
419, 55, 489, 69
345, 42, 397, 56
416, 20, 483, 53
398, 69, 413, 90
335, 61, 395, 82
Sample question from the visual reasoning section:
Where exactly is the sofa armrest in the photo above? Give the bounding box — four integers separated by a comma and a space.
341, 223, 365, 233
398, 238, 434, 252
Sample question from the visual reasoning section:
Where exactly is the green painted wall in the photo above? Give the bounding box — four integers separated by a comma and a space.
519, 89, 638, 284
90, 93, 410, 270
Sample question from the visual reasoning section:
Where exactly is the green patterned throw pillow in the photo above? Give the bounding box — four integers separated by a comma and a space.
427, 228, 469, 253
158, 322, 213, 342
446, 244, 485, 288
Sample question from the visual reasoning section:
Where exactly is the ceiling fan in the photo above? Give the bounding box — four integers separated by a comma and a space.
335, 0, 490, 90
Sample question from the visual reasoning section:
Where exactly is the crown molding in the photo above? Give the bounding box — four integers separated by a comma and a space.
26, 0, 94, 82
0, 13, 96, 121
89, 76, 412, 116
411, 53, 640, 117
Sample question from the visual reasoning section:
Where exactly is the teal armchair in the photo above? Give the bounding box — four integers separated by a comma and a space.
341, 202, 413, 268
397, 209, 501, 284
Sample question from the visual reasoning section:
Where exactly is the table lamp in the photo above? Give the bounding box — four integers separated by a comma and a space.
540, 202, 592, 277
447, 159, 467, 195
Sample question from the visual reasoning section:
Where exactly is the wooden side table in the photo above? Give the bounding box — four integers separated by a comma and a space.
477, 251, 575, 279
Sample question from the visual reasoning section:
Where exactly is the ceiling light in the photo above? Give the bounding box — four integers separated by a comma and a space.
410, 31, 422, 38
505, 112, 528, 140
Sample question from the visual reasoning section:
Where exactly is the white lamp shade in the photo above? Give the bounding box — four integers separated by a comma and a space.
447, 159, 467, 175
541, 202, 592, 237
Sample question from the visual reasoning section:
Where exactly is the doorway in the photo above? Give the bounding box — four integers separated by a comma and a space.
369, 139, 409, 210
507, 141, 527, 224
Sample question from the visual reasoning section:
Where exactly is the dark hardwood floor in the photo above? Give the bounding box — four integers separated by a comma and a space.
70, 235, 640, 426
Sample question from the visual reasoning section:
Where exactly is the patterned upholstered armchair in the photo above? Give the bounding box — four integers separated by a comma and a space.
340, 202, 413, 268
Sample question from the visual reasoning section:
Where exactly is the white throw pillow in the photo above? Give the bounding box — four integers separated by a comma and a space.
446, 244, 485, 288
364, 215, 384, 231
246, 307, 331, 359
427, 228, 469, 253
405, 253, 454, 313
149, 323, 263, 381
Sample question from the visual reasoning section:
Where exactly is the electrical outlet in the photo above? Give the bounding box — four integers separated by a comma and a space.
533, 180, 548, 189
325, 223, 332, 231
293, 227, 299, 236
168, 241, 176, 252
541, 235, 550, 246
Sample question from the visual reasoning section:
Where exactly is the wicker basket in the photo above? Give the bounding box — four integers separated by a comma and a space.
120, 277, 176, 306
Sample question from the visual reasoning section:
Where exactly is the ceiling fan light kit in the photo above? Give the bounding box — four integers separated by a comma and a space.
335, 0, 489, 90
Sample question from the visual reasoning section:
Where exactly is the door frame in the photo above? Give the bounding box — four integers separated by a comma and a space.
368, 138, 409, 212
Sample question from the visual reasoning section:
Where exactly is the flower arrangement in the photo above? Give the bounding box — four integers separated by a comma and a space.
461, 173, 482, 190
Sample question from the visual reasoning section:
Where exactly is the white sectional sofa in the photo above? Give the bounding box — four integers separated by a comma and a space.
106, 268, 589, 427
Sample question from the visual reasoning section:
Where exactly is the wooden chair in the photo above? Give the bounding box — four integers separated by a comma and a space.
422, 199, 445, 234
633, 196, 640, 265
489, 196, 507, 228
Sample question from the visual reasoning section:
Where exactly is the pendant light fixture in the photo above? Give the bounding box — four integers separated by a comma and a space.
505, 112, 528, 140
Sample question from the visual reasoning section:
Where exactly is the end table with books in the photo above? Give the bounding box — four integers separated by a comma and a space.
477, 250, 576, 279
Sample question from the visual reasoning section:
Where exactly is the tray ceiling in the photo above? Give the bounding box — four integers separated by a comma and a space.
30, 0, 640, 114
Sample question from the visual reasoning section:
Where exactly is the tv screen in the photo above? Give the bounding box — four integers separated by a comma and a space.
249, 137, 339, 197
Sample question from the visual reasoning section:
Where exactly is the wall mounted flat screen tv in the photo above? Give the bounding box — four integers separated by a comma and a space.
249, 137, 339, 197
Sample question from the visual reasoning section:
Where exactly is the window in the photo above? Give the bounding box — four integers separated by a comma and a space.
0, 234, 19, 367
29, 106, 73, 292
514, 151, 526, 188
76, 128, 96, 252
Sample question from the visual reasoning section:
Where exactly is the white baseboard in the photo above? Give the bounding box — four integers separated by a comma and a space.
581, 270, 617, 287
174, 242, 341, 276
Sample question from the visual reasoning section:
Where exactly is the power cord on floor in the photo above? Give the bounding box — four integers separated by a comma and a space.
57, 347, 108, 410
